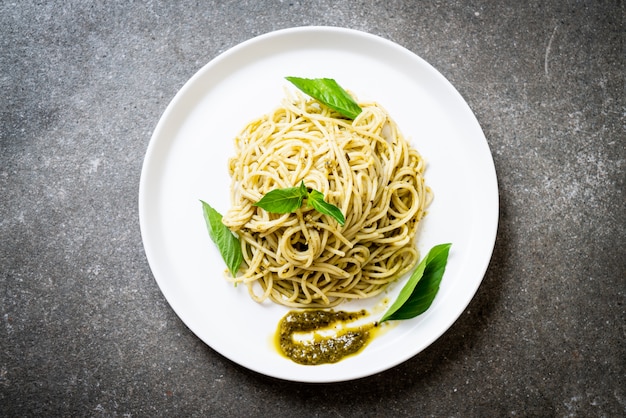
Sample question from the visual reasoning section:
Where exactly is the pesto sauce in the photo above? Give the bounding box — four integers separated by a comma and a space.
276, 309, 377, 365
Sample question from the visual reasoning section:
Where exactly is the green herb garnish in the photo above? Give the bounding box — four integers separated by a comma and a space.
200, 200, 243, 277
254, 181, 346, 226
306, 189, 345, 226
380, 243, 452, 323
285, 76, 362, 120
252, 181, 307, 214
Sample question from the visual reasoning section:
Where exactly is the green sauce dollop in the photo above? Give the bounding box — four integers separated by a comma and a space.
276, 310, 377, 365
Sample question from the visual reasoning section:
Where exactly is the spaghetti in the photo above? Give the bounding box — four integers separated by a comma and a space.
221, 89, 431, 307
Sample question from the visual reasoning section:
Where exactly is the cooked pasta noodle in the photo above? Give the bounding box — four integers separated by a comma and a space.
221, 89, 431, 307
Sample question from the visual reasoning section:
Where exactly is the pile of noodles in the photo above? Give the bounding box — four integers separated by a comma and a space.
221, 89, 431, 308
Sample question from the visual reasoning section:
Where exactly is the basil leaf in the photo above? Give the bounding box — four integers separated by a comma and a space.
254, 181, 345, 226
253, 182, 306, 213
285, 77, 362, 120
379, 243, 452, 323
200, 200, 243, 277
307, 189, 346, 226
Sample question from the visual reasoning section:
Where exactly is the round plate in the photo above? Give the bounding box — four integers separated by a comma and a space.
139, 26, 498, 383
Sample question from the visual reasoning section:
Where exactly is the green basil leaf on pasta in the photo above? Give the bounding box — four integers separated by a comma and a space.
200, 200, 243, 277
254, 181, 345, 226
380, 243, 452, 323
253, 183, 306, 213
307, 189, 346, 226
285, 77, 362, 120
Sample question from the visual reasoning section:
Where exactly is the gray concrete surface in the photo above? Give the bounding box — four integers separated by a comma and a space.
1, 1, 624, 416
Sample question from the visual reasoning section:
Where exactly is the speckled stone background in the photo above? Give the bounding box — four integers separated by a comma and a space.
1, 1, 624, 416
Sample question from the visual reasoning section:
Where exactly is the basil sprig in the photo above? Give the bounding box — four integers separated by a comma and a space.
200, 200, 243, 277
285, 77, 362, 120
380, 243, 452, 323
254, 181, 345, 226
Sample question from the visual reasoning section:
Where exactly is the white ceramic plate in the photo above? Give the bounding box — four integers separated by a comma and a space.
139, 26, 498, 383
